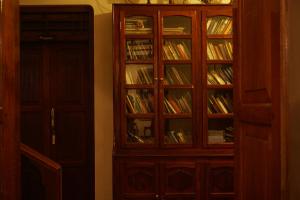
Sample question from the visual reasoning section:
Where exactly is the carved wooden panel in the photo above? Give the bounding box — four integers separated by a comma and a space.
21, 45, 43, 105
164, 167, 196, 193
241, 0, 272, 104
241, 124, 271, 200
208, 166, 234, 193
49, 44, 88, 106
121, 161, 158, 194
162, 162, 196, 195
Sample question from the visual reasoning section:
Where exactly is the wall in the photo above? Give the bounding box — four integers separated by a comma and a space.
19, 0, 164, 200
288, 0, 300, 199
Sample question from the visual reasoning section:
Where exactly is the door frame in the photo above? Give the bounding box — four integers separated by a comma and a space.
0, 0, 20, 199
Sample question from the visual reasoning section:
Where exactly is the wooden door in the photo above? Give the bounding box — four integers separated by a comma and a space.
49, 43, 92, 200
20, 42, 93, 200
237, 0, 284, 199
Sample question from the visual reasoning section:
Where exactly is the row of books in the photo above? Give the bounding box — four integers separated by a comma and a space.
208, 93, 233, 114
207, 65, 233, 85
125, 17, 152, 35
164, 92, 192, 114
165, 130, 192, 144
163, 27, 187, 35
207, 40, 233, 60
163, 40, 191, 60
126, 92, 153, 114
126, 66, 153, 85
208, 126, 234, 144
164, 66, 190, 85
126, 40, 153, 60
207, 16, 232, 35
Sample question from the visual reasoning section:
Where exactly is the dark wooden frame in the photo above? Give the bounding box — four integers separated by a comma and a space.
113, 4, 236, 200
0, 0, 20, 199
19, 5, 95, 200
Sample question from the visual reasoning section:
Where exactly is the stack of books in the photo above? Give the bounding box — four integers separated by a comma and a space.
207, 16, 232, 35
125, 16, 152, 34
126, 40, 153, 60
207, 64, 233, 85
163, 40, 191, 60
126, 92, 153, 113
207, 40, 233, 60
164, 92, 192, 114
163, 27, 186, 35
126, 65, 153, 84
164, 66, 190, 85
208, 93, 233, 114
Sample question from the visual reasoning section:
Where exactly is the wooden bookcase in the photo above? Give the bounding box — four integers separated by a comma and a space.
113, 4, 235, 200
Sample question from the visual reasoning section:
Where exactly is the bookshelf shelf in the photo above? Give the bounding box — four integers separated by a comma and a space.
125, 85, 154, 89
163, 114, 193, 118
114, 5, 235, 200
207, 60, 233, 64
163, 35, 193, 39
207, 34, 232, 39
207, 113, 234, 119
126, 60, 154, 64
126, 113, 156, 118
207, 85, 233, 89
163, 85, 194, 89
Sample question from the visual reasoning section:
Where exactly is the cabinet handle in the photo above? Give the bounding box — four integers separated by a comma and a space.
39, 35, 54, 41
155, 194, 159, 199
51, 108, 56, 145
154, 77, 158, 81
159, 78, 164, 81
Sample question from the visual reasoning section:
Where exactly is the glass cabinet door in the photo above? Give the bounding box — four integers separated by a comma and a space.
160, 11, 196, 147
121, 12, 158, 147
203, 12, 234, 146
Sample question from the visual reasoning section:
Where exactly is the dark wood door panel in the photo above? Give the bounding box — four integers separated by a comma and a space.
21, 45, 44, 105
240, 123, 270, 200
62, 166, 89, 200
21, 111, 47, 153
49, 44, 88, 106
241, 0, 272, 104
54, 111, 87, 163
120, 161, 159, 195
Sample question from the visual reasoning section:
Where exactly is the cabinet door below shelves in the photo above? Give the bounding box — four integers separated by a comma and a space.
120, 161, 159, 199
206, 163, 234, 199
161, 162, 197, 200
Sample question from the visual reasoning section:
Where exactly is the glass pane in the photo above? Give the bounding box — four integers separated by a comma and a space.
164, 64, 192, 85
127, 118, 154, 144
208, 90, 233, 114
207, 64, 233, 85
163, 16, 191, 35
164, 119, 192, 144
164, 89, 192, 114
126, 89, 154, 114
126, 64, 153, 85
126, 39, 153, 61
163, 39, 191, 60
125, 16, 153, 35
208, 119, 233, 144
207, 16, 232, 35
207, 39, 233, 60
